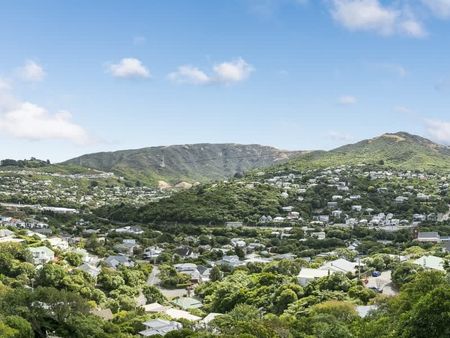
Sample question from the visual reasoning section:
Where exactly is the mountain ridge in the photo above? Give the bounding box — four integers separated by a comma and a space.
62, 143, 305, 185
60, 132, 450, 186
272, 131, 450, 173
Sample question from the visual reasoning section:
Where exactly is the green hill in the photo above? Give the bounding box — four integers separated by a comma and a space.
63, 144, 303, 185
97, 132, 450, 225
273, 132, 450, 173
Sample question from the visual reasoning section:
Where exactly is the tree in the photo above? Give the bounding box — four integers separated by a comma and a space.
142, 285, 166, 304
64, 252, 83, 267
35, 263, 66, 288
210, 266, 222, 282
400, 286, 450, 338
273, 289, 298, 314
4, 316, 33, 338
391, 262, 422, 288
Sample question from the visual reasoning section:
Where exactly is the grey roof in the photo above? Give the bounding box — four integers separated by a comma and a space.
418, 231, 440, 239
356, 305, 379, 318
139, 319, 182, 336
104, 255, 133, 268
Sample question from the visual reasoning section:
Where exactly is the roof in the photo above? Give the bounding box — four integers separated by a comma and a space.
321, 258, 363, 274
90, 308, 113, 321
200, 313, 222, 325
356, 305, 378, 318
172, 297, 203, 310
164, 308, 201, 321
78, 263, 101, 277
417, 232, 440, 239
104, 255, 133, 268
29, 246, 54, 255
139, 319, 182, 337
298, 268, 332, 279
413, 255, 445, 271
142, 302, 167, 313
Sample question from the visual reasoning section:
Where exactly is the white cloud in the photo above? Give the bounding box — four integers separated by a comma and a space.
213, 58, 254, 84
0, 85, 91, 145
338, 95, 357, 105
328, 131, 354, 142
373, 62, 407, 77
399, 19, 427, 37
394, 106, 413, 114
168, 66, 211, 85
168, 58, 254, 86
422, 0, 450, 18
329, 0, 426, 37
18, 60, 46, 82
425, 119, 450, 144
132, 36, 147, 45
107, 58, 150, 78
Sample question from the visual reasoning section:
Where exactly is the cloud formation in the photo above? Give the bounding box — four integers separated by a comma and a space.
18, 60, 46, 82
422, 0, 450, 18
0, 82, 91, 145
107, 58, 150, 78
169, 58, 254, 85
168, 66, 211, 85
339, 95, 357, 105
329, 0, 426, 38
425, 119, 450, 144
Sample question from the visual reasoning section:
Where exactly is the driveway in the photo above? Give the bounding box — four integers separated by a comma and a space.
147, 265, 161, 286
366, 270, 398, 296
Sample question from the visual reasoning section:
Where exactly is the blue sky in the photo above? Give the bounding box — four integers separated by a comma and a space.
1, 0, 450, 161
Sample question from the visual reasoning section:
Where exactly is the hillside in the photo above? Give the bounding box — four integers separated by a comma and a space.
63, 144, 303, 185
97, 132, 450, 224
272, 132, 450, 173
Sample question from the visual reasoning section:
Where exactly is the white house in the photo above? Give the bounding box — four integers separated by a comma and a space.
297, 268, 333, 286
413, 255, 445, 271
29, 246, 55, 265
139, 319, 182, 337
321, 258, 364, 274
48, 237, 69, 251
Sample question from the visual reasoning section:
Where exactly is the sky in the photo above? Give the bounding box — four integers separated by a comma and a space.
2, 0, 450, 162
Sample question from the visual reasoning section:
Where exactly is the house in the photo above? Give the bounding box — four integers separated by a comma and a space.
164, 308, 201, 322
230, 238, 246, 248
174, 263, 200, 282
78, 263, 101, 278
442, 240, 450, 253
297, 268, 333, 286
29, 246, 55, 265
172, 297, 203, 310
174, 246, 196, 259
198, 313, 222, 329
139, 319, 182, 337
72, 248, 99, 265
413, 255, 445, 271
225, 221, 243, 228
90, 308, 113, 321
321, 258, 364, 274
114, 226, 144, 235
218, 255, 243, 268
114, 239, 139, 255
104, 255, 134, 269
48, 237, 69, 251
144, 246, 163, 260
416, 232, 441, 243
0, 229, 14, 237
327, 202, 338, 209
356, 305, 379, 318
395, 196, 408, 204
143, 303, 201, 322
351, 205, 362, 212
311, 231, 326, 240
